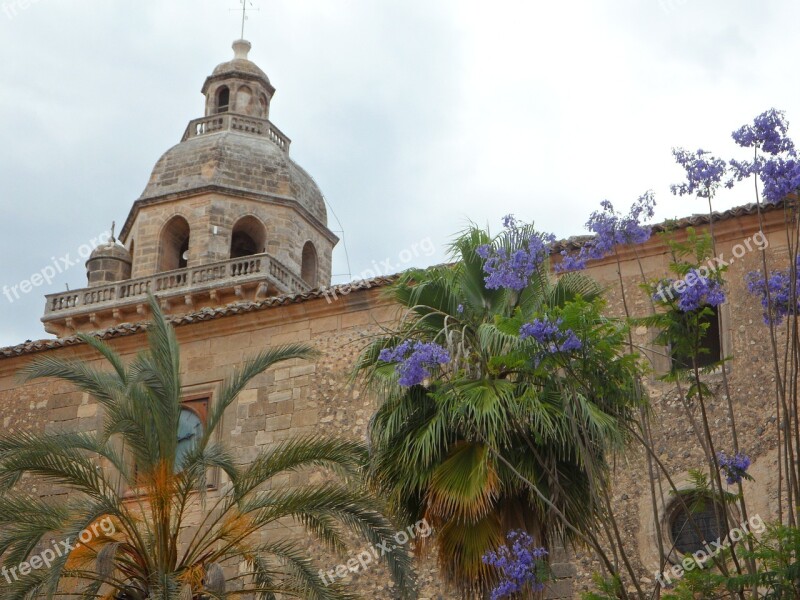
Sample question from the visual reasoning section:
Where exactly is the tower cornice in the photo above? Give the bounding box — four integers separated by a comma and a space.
202, 71, 275, 97
118, 186, 340, 246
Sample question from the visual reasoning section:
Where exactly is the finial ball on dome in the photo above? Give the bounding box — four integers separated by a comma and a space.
233, 39, 252, 60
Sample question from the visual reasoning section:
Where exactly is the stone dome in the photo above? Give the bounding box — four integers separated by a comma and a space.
88, 241, 131, 262
86, 241, 132, 287
212, 56, 270, 82
138, 131, 328, 225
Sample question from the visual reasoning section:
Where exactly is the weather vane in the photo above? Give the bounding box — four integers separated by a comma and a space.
233, 0, 259, 39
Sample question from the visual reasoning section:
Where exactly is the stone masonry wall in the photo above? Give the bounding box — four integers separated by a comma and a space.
0, 209, 790, 598
563, 211, 786, 596
0, 287, 459, 598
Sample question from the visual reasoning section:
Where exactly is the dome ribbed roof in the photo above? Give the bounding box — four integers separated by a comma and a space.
138, 131, 327, 225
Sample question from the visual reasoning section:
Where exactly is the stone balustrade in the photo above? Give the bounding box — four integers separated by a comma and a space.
43, 253, 309, 320
182, 113, 291, 152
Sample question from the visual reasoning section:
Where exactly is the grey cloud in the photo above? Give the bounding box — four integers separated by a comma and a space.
2, 0, 800, 346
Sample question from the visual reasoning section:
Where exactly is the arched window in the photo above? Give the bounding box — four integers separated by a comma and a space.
216, 86, 230, 114
159, 216, 191, 272
301, 242, 318, 287
230, 216, 267, 259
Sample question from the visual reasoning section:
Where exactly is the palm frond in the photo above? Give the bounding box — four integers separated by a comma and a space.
235, 437, 367, 499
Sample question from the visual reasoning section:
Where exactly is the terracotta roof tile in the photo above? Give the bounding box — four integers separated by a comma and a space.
0, 276, 399, 360
553, 201, 781, 251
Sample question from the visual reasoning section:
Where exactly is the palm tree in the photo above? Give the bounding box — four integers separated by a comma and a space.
0, 295, 415, 600
354, 225, 644, 597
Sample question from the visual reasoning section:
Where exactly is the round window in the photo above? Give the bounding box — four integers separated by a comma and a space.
668, 494, 726, 555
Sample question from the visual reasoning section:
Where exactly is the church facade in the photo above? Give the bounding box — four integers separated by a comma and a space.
0, 41, 788, 599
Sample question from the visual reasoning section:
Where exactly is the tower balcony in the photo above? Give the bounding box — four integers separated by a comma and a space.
182, 113, 291, 153
42, 253, 310, 337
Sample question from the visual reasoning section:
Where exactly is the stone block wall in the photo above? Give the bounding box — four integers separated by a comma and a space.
562, 211, 786, 595
3, 208, 794, 597
0, 287, 457, 597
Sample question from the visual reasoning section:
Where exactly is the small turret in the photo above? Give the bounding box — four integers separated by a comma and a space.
85, 224, 132, 287
201, 39, 275, 119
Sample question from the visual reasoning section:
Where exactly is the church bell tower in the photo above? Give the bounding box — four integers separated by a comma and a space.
42, 40, 338, 337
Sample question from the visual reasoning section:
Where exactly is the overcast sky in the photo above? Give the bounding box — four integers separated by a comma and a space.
0, 0, 797, 346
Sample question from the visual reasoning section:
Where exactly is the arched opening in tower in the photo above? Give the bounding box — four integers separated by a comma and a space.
230, 216, 267, 259
301, 242, 318, 287
159, 216, 191, 272
216, 86, 230, 114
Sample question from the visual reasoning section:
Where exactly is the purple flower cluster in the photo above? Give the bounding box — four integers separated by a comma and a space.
745, 257, 800, 325
483, 530, 548, 600
556, 192, 655, 273
671, 148, 728, 198
588, 196, 655, 250
732, 108, 795, 156
378, 340, 450, 387
519, 317, 582, 353
717, 451, 751, 485
728, 157, 759, 184
557, 252, 589, 272
655, 269, 726, 313
477, 215, 556, 291
759, 157, 800, 205
729, 109, 800, 205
